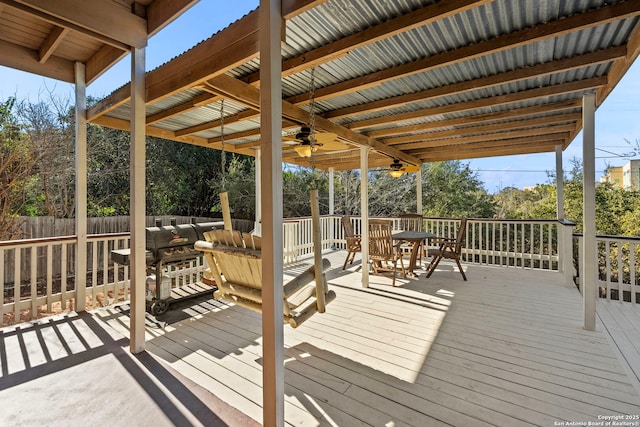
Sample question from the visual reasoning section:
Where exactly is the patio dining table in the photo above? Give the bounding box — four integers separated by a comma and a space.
392, 230, 435, 275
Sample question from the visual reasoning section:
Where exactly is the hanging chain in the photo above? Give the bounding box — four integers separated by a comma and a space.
219, 99, 226, 190
308, 67, 317, 173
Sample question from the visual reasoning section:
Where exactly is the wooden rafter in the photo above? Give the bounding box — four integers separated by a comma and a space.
147, 0, 198, 37
38, 25, 68, 63
383, 114, 581, 146
206, 74, 421, 166
400, 125, 575, 151
147, 93, 222, 125
347, 77, 607, 131
366, 100, 581, 138
87, 1, 330, 121
420, 139, 565, 162
324, 47, 625, 120
3, 0, 141, 49
285, 1, 640, 106
245, 0, 492, 83
409, 134, 570, 156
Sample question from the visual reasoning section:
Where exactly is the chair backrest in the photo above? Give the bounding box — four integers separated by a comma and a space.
368, 219, 394, 260
453, 218, 467, 253
399, 213, 423, 231
341, 216, 355, 238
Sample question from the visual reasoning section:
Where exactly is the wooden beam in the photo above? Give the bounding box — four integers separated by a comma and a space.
174, 108, 258, 137
347, 76, 607, 130
85, 45, 128, 84
206, 74, 422, 166
88, 1, 323, 121
208, 121, 298, 146
147, 93, 221, 124
403, 127, 574, 152
38, 25, 68, 63
597, 13, 640, 105
246, 0, 491, 83
323, 47, 625, 119
6, 0, 143, 48
421, 140, 563, 161
147, 0, 198, 37
384, 114, 581, 146
282, 0, 327, 19
366, 100, 581, 138
285, 1, 640, 105
0, 39, 74, 82
90, 115, 210, 147
412, 134, 570, 155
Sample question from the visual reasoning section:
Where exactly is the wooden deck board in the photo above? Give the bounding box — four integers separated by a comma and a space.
93, 252, 640, 425
597, 298, 640, 396
4, 250, 640, 426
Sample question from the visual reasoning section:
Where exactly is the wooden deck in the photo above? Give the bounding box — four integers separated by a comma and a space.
2, 250, 640, 426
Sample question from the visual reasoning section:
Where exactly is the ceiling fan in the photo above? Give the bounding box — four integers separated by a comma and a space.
386, 159, 421, 178
284, 126, 350, 158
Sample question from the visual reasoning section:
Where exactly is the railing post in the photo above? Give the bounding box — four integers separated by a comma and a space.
559, 220, 576, 287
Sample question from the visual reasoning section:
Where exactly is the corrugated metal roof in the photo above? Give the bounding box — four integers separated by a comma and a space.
90, 0, 640, 170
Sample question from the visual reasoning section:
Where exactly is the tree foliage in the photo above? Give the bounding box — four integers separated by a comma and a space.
1, 98, 36, 238
421, 161, 494, 218
5, 95, 640, 240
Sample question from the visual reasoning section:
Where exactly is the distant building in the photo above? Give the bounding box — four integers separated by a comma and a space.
601, 166, 623, 188
623, 160, 640, 190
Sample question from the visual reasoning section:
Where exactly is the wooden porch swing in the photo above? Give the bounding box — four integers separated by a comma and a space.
195, 189, 336, 328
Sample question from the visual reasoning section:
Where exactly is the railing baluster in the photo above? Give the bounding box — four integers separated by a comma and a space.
630, 242, 636, 304
30, 246, 37, 319
0, 248, 4, 326
605, 241, 611, 300
61, 243, 68, 310
14, 248, 21, 323
47, 244, 53, 313
102, 239, 109, 303
91, 241, 98, 307
617, 242, 623, 302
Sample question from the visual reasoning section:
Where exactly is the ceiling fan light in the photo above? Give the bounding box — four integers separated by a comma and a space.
295, 145, 312, 158
389, 169, 404, 178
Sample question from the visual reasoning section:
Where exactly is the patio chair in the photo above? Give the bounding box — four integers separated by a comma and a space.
369, 219, 406, 286
398, 213, 425, 262
425, 218, 467, 281
341, 216, 361, 270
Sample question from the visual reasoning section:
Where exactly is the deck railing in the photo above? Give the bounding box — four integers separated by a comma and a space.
574, 234, 640, 304
0, 233, 207, 326
0, 216, 583, 326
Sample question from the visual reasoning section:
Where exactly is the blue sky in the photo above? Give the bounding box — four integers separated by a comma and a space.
1, 2, 639, 194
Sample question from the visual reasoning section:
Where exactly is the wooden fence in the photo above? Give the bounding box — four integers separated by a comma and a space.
15, 216, 254, 239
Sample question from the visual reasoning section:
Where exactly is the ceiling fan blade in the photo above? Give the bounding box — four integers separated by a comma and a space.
318, 139, 350, 151
313, 132, 338, 143
403, 165, 421, 173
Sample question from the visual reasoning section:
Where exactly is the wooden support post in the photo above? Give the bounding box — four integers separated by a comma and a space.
130, 46, 146, 353
582, 93, 597, 331
328, 167, 335, 215
74, 61, 87, 312
561, 220, 575, 287
220, 191, 232, 231
255, 148, 262, 235
310, 189, 326, 311
416, 168, 423, 216
260, 0, 284, 425
555, 145, 564, 220
360, 146, 369, 288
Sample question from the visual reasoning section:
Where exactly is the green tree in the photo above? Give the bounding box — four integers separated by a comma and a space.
0, 98, 36, 239
422, 161, 494, 218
